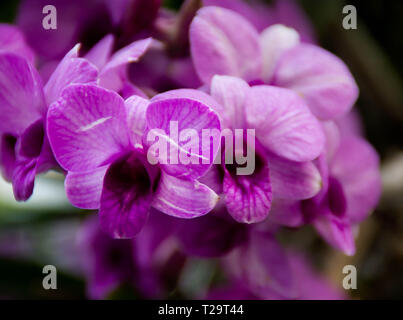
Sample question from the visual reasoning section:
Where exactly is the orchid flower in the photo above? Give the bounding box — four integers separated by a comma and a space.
0, 46, 97, 201
203, 0, 316, 42
0, 33, 151, 201
198, 75, 324, 224
270, 117, 381, 255
190, 6, 359, 120
79, 209, 180, 299
47, 84, 221, 238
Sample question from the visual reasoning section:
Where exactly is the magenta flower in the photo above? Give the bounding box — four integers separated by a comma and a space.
203, 0, 316, 43
79, 209, 180, 299
190, 6, 359, 120
270, 117, 381, 255
201, 75, 324, 223
0, 34, 151, 201
47, 84, 221, 238
0, 46, 97, 201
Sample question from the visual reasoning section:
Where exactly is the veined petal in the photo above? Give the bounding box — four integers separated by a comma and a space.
65, 166, 109, 210
125, 95, 149, 146
152, 172, 219, 219
190, 6, 262, 84
0, 52, 45, 135
210, 75, 249, 129
223, 153, 272, 224
246, 85, 324, 162
47, 84, 130, 172
99, 155, 154, 239
145, 92, 221, 179
273, 44, 359, 120
44, 47, 98, 105
268, 152, 322, 200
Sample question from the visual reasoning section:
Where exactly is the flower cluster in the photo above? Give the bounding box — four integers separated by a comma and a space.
0, 0, 381, 299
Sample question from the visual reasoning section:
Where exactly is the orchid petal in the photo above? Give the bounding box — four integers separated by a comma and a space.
44, 47, 98, 105
0, 52, 45, 135
210, 75, 249, 129
65, 166, 109, 210
246, 85, 324, 162
145, 91, 221, 179
273, 44, 359, 120
99, 155, 153, 239
152, 172, 219, 219
190, 6, 262, 84
268, 152, 322, 200
47, 84, 130, 172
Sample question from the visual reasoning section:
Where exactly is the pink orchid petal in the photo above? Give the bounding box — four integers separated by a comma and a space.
152, 172, 219, 219
99, 155, 153, 239
268, 152, 322, 200
0, 52, 45, 135
246, 85, 325, 162
47, 84, 130, 172
65, 166, 109, 210
190, 6, 262, 84
44, 45, 98, 104
273, 44, 359, 120
145, 90, 221, 179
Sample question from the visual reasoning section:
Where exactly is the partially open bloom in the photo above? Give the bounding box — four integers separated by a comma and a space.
47, 84, 221, 238
190, 6, 359, 120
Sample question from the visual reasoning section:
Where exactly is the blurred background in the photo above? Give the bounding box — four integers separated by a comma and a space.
0, 0, 402, 299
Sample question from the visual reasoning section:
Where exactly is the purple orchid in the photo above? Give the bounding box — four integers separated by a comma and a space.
0, 46, 97, 201
0, 33, 151, 201
47, 84, 221, 238
83, 34, 152, 94
199, 75, 324, 223
190, 6, 359, 120
203, 0, 317, 43
270, 116, 381, 255
79, 209, 182, 299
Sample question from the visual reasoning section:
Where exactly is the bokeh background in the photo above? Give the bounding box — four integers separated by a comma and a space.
0, 0, 402, 299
